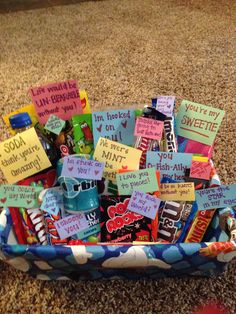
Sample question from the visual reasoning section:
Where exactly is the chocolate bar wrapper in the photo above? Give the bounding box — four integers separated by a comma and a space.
184, 209, 216, 243
72, 207, 101, 243
157, 201, 197, 243
163, 116, 178, 152
100, 196, 152, 243
71, 114, 94, 155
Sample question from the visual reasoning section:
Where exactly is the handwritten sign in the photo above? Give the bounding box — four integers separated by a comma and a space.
54, 213, 89, 239
152, 96, 175, 117
146, 152, 192, 181
116, 168, 158, 195
93, 138, 142, 179
134, 117, 164, 140
92, 109, 135, 146
128, 190, 161, 219
0, 128, 52, 184
176, 100, 225, 145
160, 182, 195, 201
195, 184, 236, 210
44, 115, 65, 135
61, 156, 105, 180
40, 188, 63, 215
0, 185, 43, 208
30, 80, 82, 124
190, 160, 211, 180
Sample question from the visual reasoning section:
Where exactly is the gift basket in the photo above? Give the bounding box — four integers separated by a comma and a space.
0, 81, 235, 281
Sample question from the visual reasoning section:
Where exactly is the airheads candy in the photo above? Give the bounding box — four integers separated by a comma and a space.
100, 196, 152, 243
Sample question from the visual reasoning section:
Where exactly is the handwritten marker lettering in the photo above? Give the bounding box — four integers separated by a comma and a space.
128, 191, 161, 220
134, 117, 164, 140
176, 100, 225, 145
92, 109, 136, 146
160, 182, 195, 201
30, 80, 82, 124
0, 184, 43, 208
54, 213, 89, 239
116, 168, 159, 195
61, 156, 105, 180
153, 96, 175, 117
93, 138, 142, 180
146, 152, 192, 181
190, 160, 211, 180
44, 115, 65, 135
0, 128, 52, 184
195, 184, 236, 210
40, 188, 63, 215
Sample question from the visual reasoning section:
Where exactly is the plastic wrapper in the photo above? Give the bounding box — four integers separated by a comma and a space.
184, 208, 216, 243
163, 116, 178, 152
100, 195, 152, 243
38, 188, 68, 245
10, 170, 57, 245
157, 201, 197, 243
184, 168, 210, 190
72, 207, 101, 243
8, 207, 27, 244
71, 114, 94, 155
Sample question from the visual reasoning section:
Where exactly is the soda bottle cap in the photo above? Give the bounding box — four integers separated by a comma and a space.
9, 112, 32, 129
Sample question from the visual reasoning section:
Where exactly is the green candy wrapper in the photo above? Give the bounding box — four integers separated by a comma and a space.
71, 114, 94, 155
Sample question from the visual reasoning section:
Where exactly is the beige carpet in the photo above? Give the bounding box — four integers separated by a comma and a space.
0, 0, 236, 313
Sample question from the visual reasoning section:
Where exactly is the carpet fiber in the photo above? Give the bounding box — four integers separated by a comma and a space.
0, 0, 235, 313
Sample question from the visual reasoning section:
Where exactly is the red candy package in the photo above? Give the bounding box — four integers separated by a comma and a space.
10, 170, 56, 245
100, 196, 152, 243
9, 208, 28, 245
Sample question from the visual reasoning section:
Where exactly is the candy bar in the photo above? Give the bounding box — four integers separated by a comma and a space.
184, 209, 216, 243
100, 196, 152, 243
157, 201, 197, 243
163, 116, 177, 152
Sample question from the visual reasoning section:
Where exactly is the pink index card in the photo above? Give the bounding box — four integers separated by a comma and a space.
30, 80, 82, 124
134, 117, 164, 140
190, 160, 212, 180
